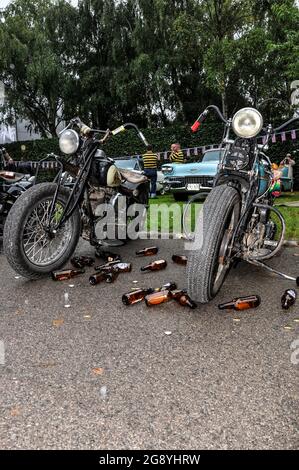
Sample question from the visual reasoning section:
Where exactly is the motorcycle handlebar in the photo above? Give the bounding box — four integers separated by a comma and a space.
273, 115, 299, 133
191, 105, 228, 133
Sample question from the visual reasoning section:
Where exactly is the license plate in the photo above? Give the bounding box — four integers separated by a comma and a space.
187, 183, 200, 191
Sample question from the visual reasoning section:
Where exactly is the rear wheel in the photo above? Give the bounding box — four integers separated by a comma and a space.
187, 185, 241, 303
4, 183, 81, 279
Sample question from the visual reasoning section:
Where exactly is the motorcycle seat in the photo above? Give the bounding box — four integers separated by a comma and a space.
0, 171, 25, 184
118, 168, 148, 184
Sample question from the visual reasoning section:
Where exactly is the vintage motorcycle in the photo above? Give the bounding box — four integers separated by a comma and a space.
3, 119, 150, 279
187, 106, 298, 302
0, 148, 35, 238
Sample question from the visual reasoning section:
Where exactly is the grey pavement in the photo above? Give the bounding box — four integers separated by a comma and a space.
0, 239, 298, 450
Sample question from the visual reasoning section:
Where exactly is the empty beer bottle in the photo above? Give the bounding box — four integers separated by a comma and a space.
95, 260, 121, 271
172, 255, 187, 266
71, 256, 95, 269
122, 288, 155, 306
136, 246, 159, 257
102, 262, 132, 274
170, 289, 188, 299
281, 289, 297, 310
89, 272, 108, 286
141, 260, 167, 272
145, 290, 172, 307
218, 295, 261, 311
105, 272, 119, 284
172, 291, 197, 309
51, 269, 85, 281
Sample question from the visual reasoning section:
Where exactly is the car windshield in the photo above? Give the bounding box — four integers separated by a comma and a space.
115, 159, 138, 170
202, 151, 223, 162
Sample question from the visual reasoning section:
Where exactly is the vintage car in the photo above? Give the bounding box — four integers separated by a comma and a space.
115, 156, 165, 194
162, 148, 223, 201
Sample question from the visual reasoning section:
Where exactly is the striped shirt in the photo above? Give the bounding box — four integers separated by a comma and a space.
142, 151, 158, 169
170, 150, 184, 164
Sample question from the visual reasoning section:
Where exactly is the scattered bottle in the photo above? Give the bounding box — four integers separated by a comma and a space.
218, 295, 261, 311
51, 269, 85, 281
105, 272, 119, 284
102, 262, 132, 274
145, 290, 172, 307
89, 272, 108, 286
281, 289, 297, 310
136, 246, 159, 257
122, 288, 155, 305
95, 250, 121, 263
95, 260, 121, 271
141, 260, 167, 272
172, 255, 187, 266
71, 256, 95, 269
171, 290, 197, 309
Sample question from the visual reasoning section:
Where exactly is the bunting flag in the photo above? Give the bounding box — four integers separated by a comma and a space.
272, 134, 277, 143
194, 147, 198, 156
157, 152, 161, 161
186, 148, 190, 157
291, 129, 296, 140
164, 151, 168, 160
281, 132, 286, 142
262, 136, 267, 145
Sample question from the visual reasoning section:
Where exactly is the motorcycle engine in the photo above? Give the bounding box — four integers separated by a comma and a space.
225, 138, 251, 171
89, 185, 115, 216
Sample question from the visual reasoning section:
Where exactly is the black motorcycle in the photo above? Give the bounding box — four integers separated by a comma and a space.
3, 118, 149, 279
187, 105, 298, 302
0, 148, 35, 238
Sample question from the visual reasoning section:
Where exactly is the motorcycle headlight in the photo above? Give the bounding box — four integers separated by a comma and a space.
59, 129, 80, 155
232, 108, 263, 138
162, 165, 173, 174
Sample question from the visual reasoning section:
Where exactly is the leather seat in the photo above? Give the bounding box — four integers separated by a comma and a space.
119, 168, 148, 184
0, 171, 25, 184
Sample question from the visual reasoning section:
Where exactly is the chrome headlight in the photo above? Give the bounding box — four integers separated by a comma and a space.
59, 129, 79, 155
232, 108, 263, 138
162, 165, 173, 174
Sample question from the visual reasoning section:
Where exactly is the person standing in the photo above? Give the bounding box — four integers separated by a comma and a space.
142, 144, 158, 198
169, 143, 184, 164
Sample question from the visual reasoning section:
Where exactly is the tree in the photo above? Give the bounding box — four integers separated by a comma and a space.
0, 0, 78, 137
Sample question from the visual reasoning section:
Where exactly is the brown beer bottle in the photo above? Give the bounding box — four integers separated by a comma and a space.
136, 246, 159, 257
51, 269, 85, 281
218, 295, 261, 311
281, 289, 297, 310
122, 288, 155, 306
172, 291, 197, 309
71, 256, 95, 269
105, 272, 119, 283
102, 262, 132, 274
89, 272, 108, 286
95, 260, 121, 271
170, 289, 188, 299
141, 260, 167, 272
172, 255, 187, 266
145, 290, 172, 307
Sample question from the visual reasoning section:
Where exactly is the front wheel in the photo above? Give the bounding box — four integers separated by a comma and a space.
4, 183, 81, 279
187, 185, 241, 303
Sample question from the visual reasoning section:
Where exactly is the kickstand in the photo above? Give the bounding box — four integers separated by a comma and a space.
244, 258, 299, 285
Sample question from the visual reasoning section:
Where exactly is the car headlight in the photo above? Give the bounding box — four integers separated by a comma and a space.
232, 108, 263, 138
162, 165, 173, 174
59, 129, 80, 155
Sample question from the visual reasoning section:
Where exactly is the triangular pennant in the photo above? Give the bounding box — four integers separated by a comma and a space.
281, 132, 286, 142
291, 129, 296, 140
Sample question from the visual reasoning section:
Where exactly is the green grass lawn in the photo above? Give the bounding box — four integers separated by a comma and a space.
147, 191, 299, 241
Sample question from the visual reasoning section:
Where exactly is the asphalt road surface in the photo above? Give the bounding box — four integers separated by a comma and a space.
0, 239, 298, 450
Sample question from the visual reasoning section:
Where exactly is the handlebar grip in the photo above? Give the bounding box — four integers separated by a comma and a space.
191, 110, 209, 133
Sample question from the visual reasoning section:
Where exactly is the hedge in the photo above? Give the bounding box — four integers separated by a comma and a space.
5, 122, 299, 187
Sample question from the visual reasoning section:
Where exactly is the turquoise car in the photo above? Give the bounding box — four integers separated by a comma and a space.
162, 148, 223, 201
